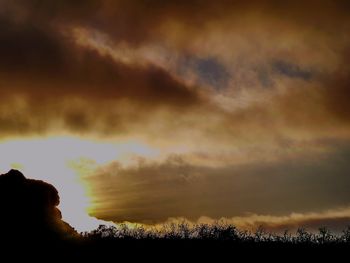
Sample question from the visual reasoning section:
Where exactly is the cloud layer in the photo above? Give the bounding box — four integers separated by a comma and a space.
1, 0, 350, 231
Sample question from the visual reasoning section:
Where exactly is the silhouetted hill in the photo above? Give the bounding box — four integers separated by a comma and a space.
0, 169, 76, 244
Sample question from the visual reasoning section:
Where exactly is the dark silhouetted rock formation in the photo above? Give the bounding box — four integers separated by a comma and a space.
0, 169, 77, 243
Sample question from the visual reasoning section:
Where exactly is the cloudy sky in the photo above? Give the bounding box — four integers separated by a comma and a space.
0, 0, 350, 233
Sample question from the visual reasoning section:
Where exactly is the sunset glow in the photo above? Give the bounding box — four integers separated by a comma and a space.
0, 136, 160, 232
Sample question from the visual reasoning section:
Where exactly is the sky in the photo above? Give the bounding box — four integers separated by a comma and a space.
0, 0, 350, 233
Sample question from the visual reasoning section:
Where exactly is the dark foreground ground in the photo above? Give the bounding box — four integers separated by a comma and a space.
2, 238, 350, 261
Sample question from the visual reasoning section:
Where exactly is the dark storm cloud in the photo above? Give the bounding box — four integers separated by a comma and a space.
0, 18, 63, 73
0, 0, 349, 138
0, 9, 204, 136
3, 0, 350, 45
0, 17, 200, 104
322, 64, 350, 123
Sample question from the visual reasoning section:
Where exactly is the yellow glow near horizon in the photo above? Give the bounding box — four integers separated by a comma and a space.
0, 136, 160, 232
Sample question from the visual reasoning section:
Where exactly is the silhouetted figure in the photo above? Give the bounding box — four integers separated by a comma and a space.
0, 169, 76, 245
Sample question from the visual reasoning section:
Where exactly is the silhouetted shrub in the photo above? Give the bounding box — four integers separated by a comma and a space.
0, 169, 77, 244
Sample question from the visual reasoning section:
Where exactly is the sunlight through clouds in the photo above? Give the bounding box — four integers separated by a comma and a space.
1, 0, 350, 233
0, 136, 159, 232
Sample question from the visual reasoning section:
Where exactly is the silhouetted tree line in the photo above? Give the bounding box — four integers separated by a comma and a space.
82, 222, 350, 245
0, 170, 77, 243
